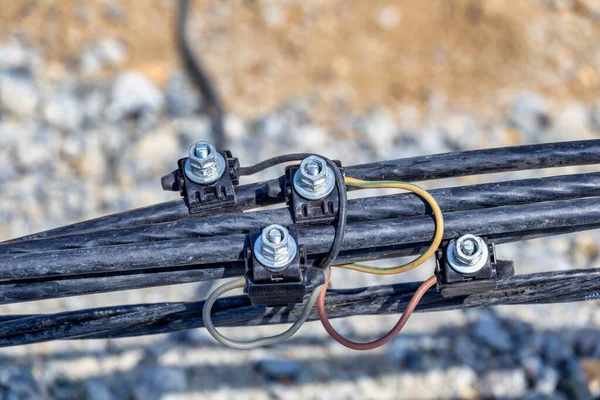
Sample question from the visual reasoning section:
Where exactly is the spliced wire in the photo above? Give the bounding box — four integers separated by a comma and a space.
318, 177, 444, 350
334, 177, 444, 275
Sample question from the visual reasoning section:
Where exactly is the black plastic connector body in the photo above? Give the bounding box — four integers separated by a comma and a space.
244, 226, 325, 306
435, 239, 514, 297
161, 150, 239, 214
284, 161, 343, 225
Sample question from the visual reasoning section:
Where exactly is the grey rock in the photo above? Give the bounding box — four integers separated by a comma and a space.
257, 111, 288, 139
522, 356, 544, 380
476, 369, 528, 398
105, 71, 163, 121
510, 91, 550, 140
224, 115, 248, 142
175, 116, 212, 150
590, 101, 600, 132
104, 2, 125, 21
0, 40, 31, 70
16, 125, 61, 172
359, 107, 399, 156
130, 129, 179, 179
255, 357, 302, 381
552, 102, 590, 137
0, 69, 39, 117
556, 357, 594, 399
541, 332, 573, 364
43, 92, 83, 131
0, 364, 42, 400
77, 85, 109, 129
80, 39, 128, 74
165, 73, 201, 117
388, 339, 412, 364
472, 314, 513, 352
131, 366, 187, 400
522, 392, 568, 400
0, 150, 17, 182
82, 379, 117, 400
574, 328, 600, 356
403, 349, 424, 370
535, 367, 560, 395
452, 334, 483, 370
255, 98, 311, 141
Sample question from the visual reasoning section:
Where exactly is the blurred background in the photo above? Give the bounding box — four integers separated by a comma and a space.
1, 0, 600, 399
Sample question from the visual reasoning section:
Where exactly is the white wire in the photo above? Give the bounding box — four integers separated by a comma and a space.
202, 269, 330, 350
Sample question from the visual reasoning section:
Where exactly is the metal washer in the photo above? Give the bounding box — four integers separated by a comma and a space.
184, 151, 226, 185
292, 162, 336, 200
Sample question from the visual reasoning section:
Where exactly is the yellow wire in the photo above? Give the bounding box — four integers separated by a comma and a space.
335, 177, 445, 275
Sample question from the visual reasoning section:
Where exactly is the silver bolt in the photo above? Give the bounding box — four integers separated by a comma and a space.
254, 224, 297, 270
267, 228, 283, 244
183, 141, 226, 184
195, 143, 210, 159
460, 238, 477, 256
446, 234, 488, 275
305, 160, 321, 176
292, 156, 336, 200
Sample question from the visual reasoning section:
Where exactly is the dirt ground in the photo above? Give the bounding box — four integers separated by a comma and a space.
1, 0, 600, 121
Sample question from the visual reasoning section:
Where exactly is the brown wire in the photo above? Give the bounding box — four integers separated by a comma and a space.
317, 273, 438, 350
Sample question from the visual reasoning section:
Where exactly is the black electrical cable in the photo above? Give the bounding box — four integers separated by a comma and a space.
346, 139, 600, 181
0, 223, 597, 306
238, 153, 313, 176
176, 0, 226, 149
3, 197, 600, 282
6, 140, 600, 243
4, 171, 600, 255
2, 267, 600, 346
0, 263, 243, 305
0, 304, 187, 346
2, 144, 600, 346
318, 159, 347, 268
93, 268, 600, 340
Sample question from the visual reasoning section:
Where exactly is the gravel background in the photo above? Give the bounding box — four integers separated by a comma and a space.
2, 2, 600, 399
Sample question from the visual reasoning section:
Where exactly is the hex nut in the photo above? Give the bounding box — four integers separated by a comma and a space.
446, 234, 489, 275
292, 156, 336, 200
253, 224, 297, 270
183, 141, 226, 184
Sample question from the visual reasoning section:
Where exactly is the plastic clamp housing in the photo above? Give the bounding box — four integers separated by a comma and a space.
435, 239, 514, 297
284, 161, 343, 225
161, 150, 239, 214
244, 226, 325, 306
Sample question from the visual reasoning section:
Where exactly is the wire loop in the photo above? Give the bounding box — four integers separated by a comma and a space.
317, 177, 444, 350
202, 269, 330, 350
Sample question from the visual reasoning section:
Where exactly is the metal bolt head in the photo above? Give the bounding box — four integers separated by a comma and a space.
460, 238, 477, 256
455, 234, 485, 265
293, 156, 336, 200
267, 228, 283, 244
254, 224, 297, 270
194, 142, 210, 159
183, 141, 226, 184
446, 234, 488, 275
304, 160, 321, 176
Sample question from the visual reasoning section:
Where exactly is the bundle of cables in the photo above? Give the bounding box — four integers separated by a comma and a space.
2, 140, 600, 349
201, 154, 444, 350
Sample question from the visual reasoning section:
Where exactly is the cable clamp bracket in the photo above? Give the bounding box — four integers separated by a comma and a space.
435, 236, 514, 297
244, 225, 325, 306
284, 158, 344, 225
161, 148, 240, 214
